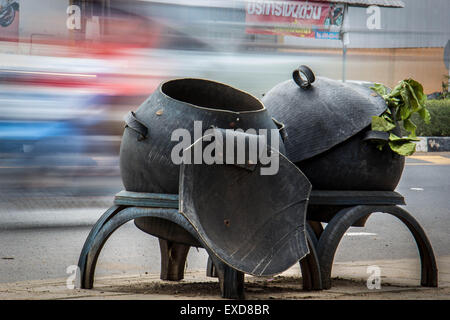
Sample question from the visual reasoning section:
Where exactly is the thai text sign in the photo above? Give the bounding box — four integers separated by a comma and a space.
245, 1, 344, 40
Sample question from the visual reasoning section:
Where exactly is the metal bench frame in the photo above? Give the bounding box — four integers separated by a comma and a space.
307, 191, 438, 289
78, 190, 437, 298
78, 191, 322, 299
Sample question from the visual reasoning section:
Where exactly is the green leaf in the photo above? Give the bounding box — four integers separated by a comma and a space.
418, 107, 431, 124
389, 97, 400, 108
370, 78, 430, 156
384, 107, 392, 115
399, 104, 412, 120
381, 113, 394, 122
370, 83, 387, 96
389, 81, 404, 97
399, 90, 412, 120
403, 118, 417, 137
388, 133, 418, 156
372, 116, 396, 132
405, 82, 421, 112
407, 79, 427, 106
389, 133, 420, 142
388, 140, 417, 156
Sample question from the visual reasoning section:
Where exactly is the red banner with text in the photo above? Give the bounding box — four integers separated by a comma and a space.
245, 1, 344, 40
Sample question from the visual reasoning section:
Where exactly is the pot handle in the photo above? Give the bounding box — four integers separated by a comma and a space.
293, 65, 315, 89
363, 130, 390, 143
124, 111, 148, 141
272, 117, 288, 142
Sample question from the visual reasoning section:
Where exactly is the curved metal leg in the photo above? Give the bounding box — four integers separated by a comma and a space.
307, 220, 324, 242
78, 205, 126, 287
79, 206, 246, 298
206, 256, 218, 278
158, 239, 190, 281
208, 255, 245, 299
306, 221, 319, 248
316, 205, 438, 289
299, 232, 322, 290
78, 207, 195, 289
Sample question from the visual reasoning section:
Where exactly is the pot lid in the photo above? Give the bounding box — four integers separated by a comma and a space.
262, 66, 388, 163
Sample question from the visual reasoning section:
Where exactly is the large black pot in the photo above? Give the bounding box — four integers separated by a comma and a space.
296, 127, 405, 190
262, 66, 405, 191
119, 78, 284, 244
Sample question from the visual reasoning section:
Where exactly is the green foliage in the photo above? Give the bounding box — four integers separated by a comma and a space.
404, 99, 450, 137
442, 75, 449, 99
387, 133, 419, 156
371, 115, 396, 132
370, 79, 431, 156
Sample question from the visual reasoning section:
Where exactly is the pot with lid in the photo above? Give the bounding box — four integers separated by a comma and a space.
262, 66, 405, 191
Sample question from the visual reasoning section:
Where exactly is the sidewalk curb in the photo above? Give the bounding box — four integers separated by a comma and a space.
1, 258, 449, 300
416, 137, 450, 152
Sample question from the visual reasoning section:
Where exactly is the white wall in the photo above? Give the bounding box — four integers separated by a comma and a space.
17, 0, 70, 54
19, 0, 70, 38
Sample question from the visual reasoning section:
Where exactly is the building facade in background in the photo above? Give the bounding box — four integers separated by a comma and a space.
0, 0, 449, 93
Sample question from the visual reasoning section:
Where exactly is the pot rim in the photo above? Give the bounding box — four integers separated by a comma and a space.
159, 78, 268, 115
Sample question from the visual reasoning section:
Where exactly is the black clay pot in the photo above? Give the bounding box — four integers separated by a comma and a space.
262, 66, 405, 191
119, 78, 284, 244
295, 127, 405, 190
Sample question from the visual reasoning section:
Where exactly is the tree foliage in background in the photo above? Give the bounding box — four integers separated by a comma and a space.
442, 75, 450, 99
370, 79, 431, 156
403, 99, 450, 137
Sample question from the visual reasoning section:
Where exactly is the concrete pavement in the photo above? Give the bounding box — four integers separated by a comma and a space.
1, 256, 449, 300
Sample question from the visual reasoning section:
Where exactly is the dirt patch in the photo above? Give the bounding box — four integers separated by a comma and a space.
94, 276, 372, 299
100, 280, 222, 297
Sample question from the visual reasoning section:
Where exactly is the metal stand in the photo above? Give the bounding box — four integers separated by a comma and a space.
78, 191, 322, 299
158, 239, 190, 281
307, 191, 438, 289
205, 230, 322, 292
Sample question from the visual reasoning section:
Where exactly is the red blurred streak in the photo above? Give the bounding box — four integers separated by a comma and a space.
4, 14, 162, 58
21, 35, 158, 59
0, 13, 165, 95
0, 73, 162, 96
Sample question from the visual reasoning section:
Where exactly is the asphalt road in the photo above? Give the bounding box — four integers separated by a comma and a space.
0, 154, 449, 284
